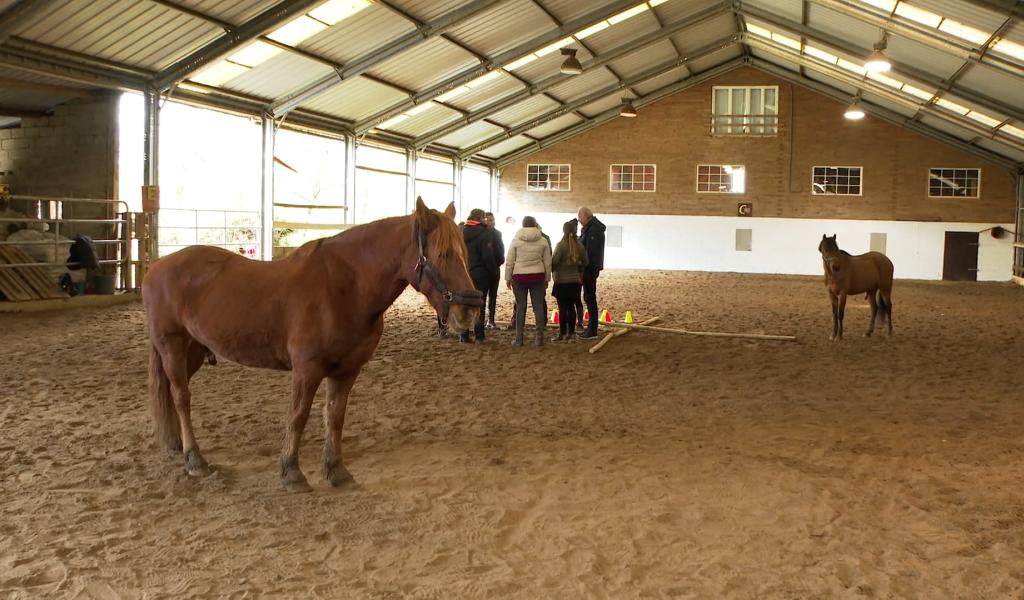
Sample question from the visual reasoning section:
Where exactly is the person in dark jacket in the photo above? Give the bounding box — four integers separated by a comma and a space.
482, 212, 504, 329
461, 208, 500, 343
551, 220, 588, 342
577, 206, 606, 338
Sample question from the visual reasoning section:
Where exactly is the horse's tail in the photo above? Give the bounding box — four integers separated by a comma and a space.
149, 343, 181, 451
876, 291, 888, 317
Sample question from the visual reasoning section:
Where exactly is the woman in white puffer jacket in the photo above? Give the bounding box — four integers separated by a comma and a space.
504, 216, 552, 347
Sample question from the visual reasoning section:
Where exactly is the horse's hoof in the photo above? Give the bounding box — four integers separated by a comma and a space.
864, 331, 873, 338
282, 470, 313, 493
325, 464, 355, 488
184, 448, 210, 477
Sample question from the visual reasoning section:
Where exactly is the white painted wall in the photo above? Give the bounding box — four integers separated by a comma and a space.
495, 213, 1015, 281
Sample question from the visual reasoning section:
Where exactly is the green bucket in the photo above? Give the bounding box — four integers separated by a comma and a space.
93, 274, 116, 295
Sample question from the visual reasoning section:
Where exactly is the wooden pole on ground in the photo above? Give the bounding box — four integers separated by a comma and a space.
590, 317, 660, 354
600, 321, 796, 341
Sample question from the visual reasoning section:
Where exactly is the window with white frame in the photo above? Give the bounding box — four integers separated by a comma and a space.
697, 164, 746, 193
712, 86, 778, 135
929, 168, 980, 198
610, 164, 656, 192
527, 164, 571, 191
812, 166, 862, 195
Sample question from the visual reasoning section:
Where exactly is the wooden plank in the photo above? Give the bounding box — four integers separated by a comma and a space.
0, 248, 35, 301
589, 317, 660, 354
0, 246, 67, 300
600, 320, 797, 341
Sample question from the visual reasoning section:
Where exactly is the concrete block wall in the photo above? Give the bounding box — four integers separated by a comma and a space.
496, 67, 1018, 279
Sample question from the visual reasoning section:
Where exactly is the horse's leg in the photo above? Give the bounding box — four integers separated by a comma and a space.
836, 292, 848, 340
322, 374, 358, 487
865, 291, 878, 337
279, 366, 323, 493
160, 336, 210, 476
881, 288, 894, 335
828, 291, 839, 341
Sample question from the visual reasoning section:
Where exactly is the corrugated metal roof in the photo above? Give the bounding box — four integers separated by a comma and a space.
525, 112, 583, 138
489, 93, 562, 126
918, 113, 980, 143
976, 138, 1024, 163
540, 0, 619, 24
386, 0, 481, 23
0, 66, 92, 89
546, 68, 619, 103
631, 65, 689, 96
0, 88, 70, 112
445, 73, 525, 112
369, 37, 480, 92
860, 90, 919, 118
180, 0, 287, 24
385, 103, 465, 137
607, 39, 679, 75
911, 0, 1008, 37
803, 69, 860, 97
578, 9, 660, 55
445, 0, 552, 58
686, 45, 742, 73
651, 0, 727, 24
222, 51, 334, 100
744, 0, 803, 23
752, 48, 801, 73
884, 35, 964, 81
577, 93, 623, 117
302, 5, 416, 65
299, 76, 409, 121
13, 0, 221, 72
956, 65, 1024, 115
510, 45, 594, 84
478, 134, 533, 158
671, 12, 737, 54
435, 119, 506, 148
1003, 19, 1024, 45
806, 3, 880, 50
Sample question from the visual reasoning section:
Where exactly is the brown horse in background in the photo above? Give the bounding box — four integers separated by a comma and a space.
143, 198, 482, 492
818, 234, 894, 341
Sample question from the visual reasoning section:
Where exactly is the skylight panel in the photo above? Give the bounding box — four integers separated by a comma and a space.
857, 0, 896, 12
837, 58, 867, 75
900, 84, 934, 101
894, 3, 942, 28
576, 20, 610, 39
608, 4, 649, 25
805, 45, 839, 64
998, 123, 1024, 139
436, 85, 470, 103
866, 71, 903, 88
935, 97, 970, 115
190, 61, 248, 86
504, 54, 538, 71
267, 15, 327, 46
964, 110, 1002, 128
226, 41, 280, 68
309, 0, 372, 25
772, 32, 802, 51
466, 70, 502, 88
746, 23, 772, 39
535, 37, 574, 57
938, 19, 992, 46
991, 39, 1024, 61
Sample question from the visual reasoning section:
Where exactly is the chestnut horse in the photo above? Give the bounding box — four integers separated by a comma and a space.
143, 199, 482, 492
818, 234, 894, 341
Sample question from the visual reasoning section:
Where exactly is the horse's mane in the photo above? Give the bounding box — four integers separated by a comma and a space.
429, 213, 468, 261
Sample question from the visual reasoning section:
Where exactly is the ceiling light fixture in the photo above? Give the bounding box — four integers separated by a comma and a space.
844, 99, 866, 120
864, 38, 891, 72
619, 96, 638, 118
559, 48, 583, 75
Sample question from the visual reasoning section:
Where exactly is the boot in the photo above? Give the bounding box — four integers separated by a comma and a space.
534, 331, 544, 346
566, 333, 577, 344
512, 333, 523, 347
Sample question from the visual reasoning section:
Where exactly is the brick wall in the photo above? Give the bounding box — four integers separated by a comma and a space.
0, 94, 119, 242
498, 67, 1015, 224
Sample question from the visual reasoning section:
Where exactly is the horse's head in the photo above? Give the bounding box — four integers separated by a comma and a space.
819, 234, 839, 256
408, 197, 482, 334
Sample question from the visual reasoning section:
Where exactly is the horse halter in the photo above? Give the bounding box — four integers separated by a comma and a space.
412, 222, 485, 309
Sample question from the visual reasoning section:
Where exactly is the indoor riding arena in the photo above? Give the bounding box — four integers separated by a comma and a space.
1, 0, 1023, 598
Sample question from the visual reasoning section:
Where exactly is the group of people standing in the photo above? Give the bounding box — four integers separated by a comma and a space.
444, 206, 606, 348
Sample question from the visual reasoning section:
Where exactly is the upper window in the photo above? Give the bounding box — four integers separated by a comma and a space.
712, 86, 778, 135
697, 164, 746, 193
929, 168, 980, 198
527, 164, 570, 191
610, 164, 656, 192
812, 166, 862, 195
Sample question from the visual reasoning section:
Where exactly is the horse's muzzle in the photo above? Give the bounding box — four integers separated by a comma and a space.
447, 289, 485, 308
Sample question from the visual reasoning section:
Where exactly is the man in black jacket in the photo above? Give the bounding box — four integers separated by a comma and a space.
577, 206, 606, 338
461, 208, 500, 343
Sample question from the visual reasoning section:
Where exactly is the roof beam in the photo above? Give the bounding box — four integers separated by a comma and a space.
354, 0, 677, 135
744, 36, 1024, 153
0, 76, 96, 98
461, 35, 738, 159
749, 58, 1021, 172
804, 0, 1023, 79
152, 0, 324, 92
0, 105, 47, 118
269, 0, 504, 117
0, 0, 50, 46
413, 2, 731, 148
741, 7, 1024, 124
495, 59, 746, 167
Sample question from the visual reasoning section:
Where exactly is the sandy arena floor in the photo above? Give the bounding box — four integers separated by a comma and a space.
1, 270, 1023, 598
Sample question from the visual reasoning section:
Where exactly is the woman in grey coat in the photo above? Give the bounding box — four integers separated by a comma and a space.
504, 216, 552, 346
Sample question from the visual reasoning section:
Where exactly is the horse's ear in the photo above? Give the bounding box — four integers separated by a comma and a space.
444, 201, 456, 220
822, 234, 826, 240
415, 196, 432, 229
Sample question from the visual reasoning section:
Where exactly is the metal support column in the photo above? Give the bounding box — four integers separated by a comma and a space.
260, 114, 275, 261
406, 148, 417, 213
1015, 172, 1024, 282
344, 133, 356, 225
453, 159, 464, 218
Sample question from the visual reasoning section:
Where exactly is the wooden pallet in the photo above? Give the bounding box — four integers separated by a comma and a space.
0, 245, 68, 301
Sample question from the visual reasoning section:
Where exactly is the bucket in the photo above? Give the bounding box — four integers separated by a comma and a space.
93, 274, 116, 295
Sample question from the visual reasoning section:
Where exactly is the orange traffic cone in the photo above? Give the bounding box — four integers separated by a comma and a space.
600, 309, 613, 323
550, 309, 560, 324
583, 310, 590, 322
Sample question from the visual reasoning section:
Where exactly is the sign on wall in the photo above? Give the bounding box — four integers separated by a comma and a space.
737, 202, 752, 217
142, 185, 160, 213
